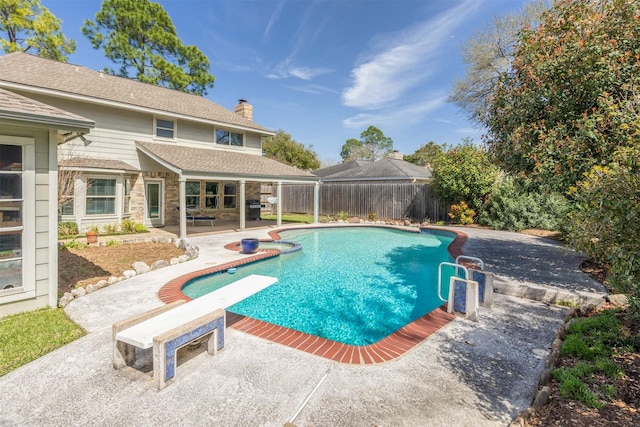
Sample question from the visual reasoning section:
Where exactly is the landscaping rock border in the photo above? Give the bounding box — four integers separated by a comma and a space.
508, 304, 599, 427
58, 237, 199, 308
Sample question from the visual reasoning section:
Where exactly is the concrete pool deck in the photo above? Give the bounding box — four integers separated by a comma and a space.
0, 225, 607, 426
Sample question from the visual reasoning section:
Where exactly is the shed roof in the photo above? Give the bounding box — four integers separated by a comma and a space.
0, 52, 272, 135
58, 157, 139, 172
136, 141, 317, 182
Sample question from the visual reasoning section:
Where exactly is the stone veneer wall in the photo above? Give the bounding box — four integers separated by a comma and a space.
128, 172, 145, 223
134, 174, 264, 226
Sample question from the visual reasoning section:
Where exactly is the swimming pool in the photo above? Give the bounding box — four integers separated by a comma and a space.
182, 227, 456, 346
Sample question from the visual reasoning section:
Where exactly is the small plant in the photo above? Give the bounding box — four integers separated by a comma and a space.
57, 221, 78, 238
105, 239, 120, 247
60, 239, 87, 250
86, 224, 100, 233
135, 223, 149, 233
120, 218, 137, 234
336, 211, 349, 221
448, 201, 475, 225
102, 223, 120, 235
556, 300, 578, 307
435, 221, 445, 226
368, 211, 377, 221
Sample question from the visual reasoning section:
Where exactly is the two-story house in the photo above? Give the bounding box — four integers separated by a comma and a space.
0, 52, 318, 316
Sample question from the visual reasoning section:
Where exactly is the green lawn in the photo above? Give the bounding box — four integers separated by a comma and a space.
261, 213, 328, 223
0, 308, 85, 376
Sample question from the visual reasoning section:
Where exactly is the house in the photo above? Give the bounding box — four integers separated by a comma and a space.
0, 52, 319, 241
0, 52, 319, 316
314, 151, 433, 183
1, 87, 94, 316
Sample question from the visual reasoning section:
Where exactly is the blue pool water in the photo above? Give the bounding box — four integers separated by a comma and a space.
183, 227, 455, 346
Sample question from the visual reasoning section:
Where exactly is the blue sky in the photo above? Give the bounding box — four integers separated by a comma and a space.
44, 0, 530, 165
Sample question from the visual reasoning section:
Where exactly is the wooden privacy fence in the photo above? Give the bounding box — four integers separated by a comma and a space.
271, 182, 449, 221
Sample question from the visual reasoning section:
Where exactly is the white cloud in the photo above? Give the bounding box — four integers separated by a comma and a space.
263, 1, 285, 41
266, 58, 333, 80
342, 0, 481, 109
286, 84, 339, 95
342, 95, 448, 129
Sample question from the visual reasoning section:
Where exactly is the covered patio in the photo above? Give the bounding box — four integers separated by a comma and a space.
136, 141, 320, 239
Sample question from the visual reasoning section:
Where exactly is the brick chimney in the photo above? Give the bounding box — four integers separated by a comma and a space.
387, 150, 403, 160
234, 99, 253, 121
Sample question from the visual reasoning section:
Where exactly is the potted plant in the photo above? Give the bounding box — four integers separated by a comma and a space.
240, 238, 259, 254
86, 225, 99, 244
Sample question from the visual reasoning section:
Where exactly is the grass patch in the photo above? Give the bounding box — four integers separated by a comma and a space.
261, 213, 326, 223
552, 310, 631, 409
0, 308, 85, 377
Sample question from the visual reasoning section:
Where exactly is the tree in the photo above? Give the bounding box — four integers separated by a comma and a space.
567, 145, 640, 318
404, 141, 446, 167
82, 0, 214, 96
340, 126, 393, 161
484, 0, 640, 191
340, 138, 365, 162
262, 130, 320, 171
450, 0, 547, 124
431, 141, 500, 211
0, 0, 75, 61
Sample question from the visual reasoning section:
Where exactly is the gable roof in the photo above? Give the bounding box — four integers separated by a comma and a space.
0, 87, 94, 131
0, 52, 273, 135
136, 141, 317, 182
313, 160, 371, 177
318, 158, 432, 182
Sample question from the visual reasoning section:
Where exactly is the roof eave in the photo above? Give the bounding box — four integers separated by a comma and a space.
0, 81, 276, 137
0, 110, 94, 133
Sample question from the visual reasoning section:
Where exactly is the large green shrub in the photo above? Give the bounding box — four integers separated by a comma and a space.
567, 147, 640, 319
431, 141, 500, 212
478, 179, 569, 231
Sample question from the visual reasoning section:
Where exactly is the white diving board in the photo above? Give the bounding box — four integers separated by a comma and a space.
115, 274, 278, 349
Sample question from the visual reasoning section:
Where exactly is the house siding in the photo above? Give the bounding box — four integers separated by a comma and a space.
0, 126, 52, 316
12, 90, 264, 167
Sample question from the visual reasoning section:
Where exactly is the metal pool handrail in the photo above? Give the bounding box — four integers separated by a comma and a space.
437, 262, 469, 302
455, 255, 485, 270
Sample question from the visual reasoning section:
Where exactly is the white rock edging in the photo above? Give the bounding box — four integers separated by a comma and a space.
58, 238, 198, 308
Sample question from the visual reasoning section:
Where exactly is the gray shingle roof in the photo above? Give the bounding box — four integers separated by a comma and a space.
136, 141, 317, 180
59, 157, 139, 172
313, 160, 371, 177
0, 87, 94, 129
318, 158, 432, 181
0, 52, 272, 134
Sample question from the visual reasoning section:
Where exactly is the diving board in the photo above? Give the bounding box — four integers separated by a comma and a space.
113, 274, 277, 389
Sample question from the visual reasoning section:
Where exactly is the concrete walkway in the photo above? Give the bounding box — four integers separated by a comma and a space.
0, 226, 607, 426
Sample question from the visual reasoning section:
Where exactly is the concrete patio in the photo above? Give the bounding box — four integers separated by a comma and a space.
0, 225, 607, 426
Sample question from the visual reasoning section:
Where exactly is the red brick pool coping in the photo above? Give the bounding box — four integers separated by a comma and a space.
158, 225, 468, 364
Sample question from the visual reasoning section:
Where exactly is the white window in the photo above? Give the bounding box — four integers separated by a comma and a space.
155, 118, 175, 139
86, 178, 116, 215
205, 181, 219, 209
223, 183, 236, 209
0, 144, 24, 291
185, 181, 201, 210
216, 129, 243, 146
